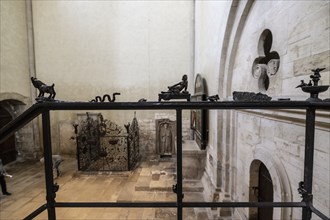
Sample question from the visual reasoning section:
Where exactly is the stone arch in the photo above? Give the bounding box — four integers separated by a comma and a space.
0, 105, 16, 164
216, 0, 255, 195
0, 92, 28, 105
218, 0, 255, 98
0, 96, 26, 164
0, 92, 39, 161
250, 147, 293, 220
249, 159, 274, 219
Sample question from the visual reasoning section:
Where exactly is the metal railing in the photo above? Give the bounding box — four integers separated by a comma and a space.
0, 101, 329, 220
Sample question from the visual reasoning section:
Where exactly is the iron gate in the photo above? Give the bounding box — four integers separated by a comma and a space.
75, 112, 140, 171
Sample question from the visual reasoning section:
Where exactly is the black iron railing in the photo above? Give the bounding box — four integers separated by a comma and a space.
0, 101, 329, 220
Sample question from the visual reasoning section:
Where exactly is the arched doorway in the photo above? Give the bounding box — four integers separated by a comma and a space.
0, 105, 16, 165
249, 160, 274, 220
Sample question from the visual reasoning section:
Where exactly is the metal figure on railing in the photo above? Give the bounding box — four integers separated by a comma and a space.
207, 94, 220, 102
90, 93, 120, 102
167, 74, 188, 94
297, 68, 329, 101
233, 91, 272, 101
159, 75, 191, 101
31, 77, 56, 101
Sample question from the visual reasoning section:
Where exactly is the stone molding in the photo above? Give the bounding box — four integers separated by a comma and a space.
0, 92, 29, 104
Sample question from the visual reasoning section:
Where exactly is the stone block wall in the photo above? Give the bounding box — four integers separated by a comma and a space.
234, 111, 330, 219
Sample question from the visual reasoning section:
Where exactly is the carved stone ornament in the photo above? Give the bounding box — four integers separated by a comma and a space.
267, 59, 280, 76
156, 119, 176, 157
252, 64, 268, 79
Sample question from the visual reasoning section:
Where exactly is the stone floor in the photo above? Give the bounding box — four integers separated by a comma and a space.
0, 157, 210, 220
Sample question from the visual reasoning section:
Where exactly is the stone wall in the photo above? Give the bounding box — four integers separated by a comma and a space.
30, 1, 195, 153
229, 1, 330, 219
194, 0, 330, 219
234, 111, 329, 218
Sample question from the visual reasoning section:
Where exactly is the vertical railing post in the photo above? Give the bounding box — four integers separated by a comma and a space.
42, 111, 56, 220
176, 109, 183, 220
302, 107, 316, 220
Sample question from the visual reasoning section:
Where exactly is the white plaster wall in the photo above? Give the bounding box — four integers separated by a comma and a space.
33, 1, 193, 103
0, 0, 30, 98
32, 1, 194, 154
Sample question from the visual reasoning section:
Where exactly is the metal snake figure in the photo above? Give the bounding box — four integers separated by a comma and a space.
90, 93, 121, 102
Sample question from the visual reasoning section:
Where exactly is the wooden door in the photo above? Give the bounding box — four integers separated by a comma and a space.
258, 163, 274, 220
0, 106, 16, 165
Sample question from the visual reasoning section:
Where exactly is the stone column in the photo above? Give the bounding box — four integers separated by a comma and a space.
26, 0, 40, 159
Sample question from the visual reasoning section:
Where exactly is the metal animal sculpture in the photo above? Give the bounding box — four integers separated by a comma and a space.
207, 94, 220, 102
31, 77, 56, 99
90, 93, 120, 102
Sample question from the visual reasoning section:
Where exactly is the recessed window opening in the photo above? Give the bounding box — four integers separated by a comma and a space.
252, 29, 280, 91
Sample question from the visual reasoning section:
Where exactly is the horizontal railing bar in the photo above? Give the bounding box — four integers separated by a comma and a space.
183, 201, 307, 208
55, 202, 177, 208
2, 101, 328, 145
23, 204, 47, 220
0, 104, 41, 144
54, 201, 307, 208
41, 101, 330, 111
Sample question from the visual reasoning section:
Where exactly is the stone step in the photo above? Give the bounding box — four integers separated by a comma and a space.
135, 178, 204, 192
183, 180, 204, 192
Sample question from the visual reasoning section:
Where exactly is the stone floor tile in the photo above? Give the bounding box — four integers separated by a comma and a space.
0, 157, 210, 219
142, 208, 156, 219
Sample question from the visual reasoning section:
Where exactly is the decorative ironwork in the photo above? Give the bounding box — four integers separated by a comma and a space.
207, 94, 220, 102
31, 77, 56, 102
0, 100, 329, 220
159, 75, 191, 101
74, 112, 139, 171
297, 68, 329, 101
233, 91, 272, 102
298, 181, 313, 203
128, 113, 140, 169
90, 93, 121, 102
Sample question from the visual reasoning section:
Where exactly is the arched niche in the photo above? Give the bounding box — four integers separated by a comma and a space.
0, 105, 16, 164
248, 147, 293, 220
190, 74, 208, 149
0, 92, 38, 161
249, 159, 274, 220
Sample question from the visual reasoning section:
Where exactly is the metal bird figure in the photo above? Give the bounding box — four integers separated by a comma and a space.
306, 80, 312, 86
296, 80, 307, 88
311, 68, 326, 77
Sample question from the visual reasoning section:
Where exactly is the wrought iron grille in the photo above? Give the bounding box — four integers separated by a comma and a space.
75, 112, 140, 171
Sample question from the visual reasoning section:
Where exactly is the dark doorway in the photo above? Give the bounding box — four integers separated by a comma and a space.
0, 106, 16, 165
258, 162, 274, 220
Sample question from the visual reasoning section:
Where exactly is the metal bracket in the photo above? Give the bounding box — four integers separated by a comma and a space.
172, 184, 184, 199
298, 181, 313, 203
53, 183, 59, 199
